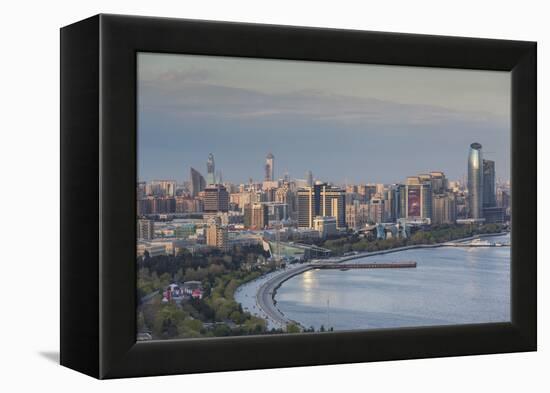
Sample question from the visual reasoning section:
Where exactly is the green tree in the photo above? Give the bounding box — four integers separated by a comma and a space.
286, 323, 301, 333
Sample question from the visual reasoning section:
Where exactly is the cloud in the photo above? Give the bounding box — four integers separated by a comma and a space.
145, 68, 213, 83
137, 61, 510, 183
138, 79, 507, 129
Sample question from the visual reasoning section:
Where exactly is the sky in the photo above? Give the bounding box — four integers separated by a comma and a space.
137, 52, 510, 185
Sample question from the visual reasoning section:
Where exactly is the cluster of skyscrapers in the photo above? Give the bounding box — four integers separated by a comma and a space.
467, 142, 505, 223
137, 145, 510, 251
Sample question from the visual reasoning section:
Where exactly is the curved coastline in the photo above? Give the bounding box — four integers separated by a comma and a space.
255, 265, 311, 329
242, 231, 509, 331
327, 231, 510, 262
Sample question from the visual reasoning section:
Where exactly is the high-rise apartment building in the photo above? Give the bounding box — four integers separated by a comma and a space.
319, 185, 346, 228
432, 193, 457, 225
175, 196, 202, 213
429, 171, 447, 194
203, 185, 229, 213
244, 203, 269, 229
497, 188, 510, 212
275, 184, 294, 216
399, 176, 432, 221
137, 197, 153, 216
384, 186, 400, 222
357, 184, 377, 203
345, 202, 369, 229
137, 182, 146, 199
147, 180, 176, 197
138, 219, 155, 240
206, 217, 228, 250
297, 184, 345, 229
297, 187, 315, 228
368, 197, 385, 223
137, 197, 176, 215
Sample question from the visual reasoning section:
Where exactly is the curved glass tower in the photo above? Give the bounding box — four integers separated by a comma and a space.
190, 167, 206, 197
467, 142, 484, 219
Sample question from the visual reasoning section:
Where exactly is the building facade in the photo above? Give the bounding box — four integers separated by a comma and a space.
244, 202, 269, 229
345, 202, 369, 229
468, 142, 484, 219
206, 153, 216, 185
313, 216, 337, 238
297, 184, 346, 229
319, 185, 346, 228
203, 185, 229, 213
483, 159, 496, 208
306, 170, 313, 187
190, 167, 206, 197
206, 217, 228, 250
368, 197, 385, 223
358, 184, 377, 203
265, 153, 274, 181
297, 187, 315, 228
432, 193, 457, 225
147, 180, 176, 197
399, 177, 432, 221
429, 171, 447, 194
138, 219, 155, 240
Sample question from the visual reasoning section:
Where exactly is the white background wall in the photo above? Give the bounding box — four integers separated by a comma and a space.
0, 0, 546, 391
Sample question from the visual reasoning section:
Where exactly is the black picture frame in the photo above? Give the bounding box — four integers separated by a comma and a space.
60, 14, 536, 379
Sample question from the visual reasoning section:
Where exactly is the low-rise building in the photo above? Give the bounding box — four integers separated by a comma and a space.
137, 242, 167, 258
482, 207, 505, 223
313, 216, 337, 238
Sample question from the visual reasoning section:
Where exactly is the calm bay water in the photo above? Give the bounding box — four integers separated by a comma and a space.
275, 234, 510, 331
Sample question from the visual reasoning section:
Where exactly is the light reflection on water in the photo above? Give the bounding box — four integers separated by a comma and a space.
275, 234, 511, 331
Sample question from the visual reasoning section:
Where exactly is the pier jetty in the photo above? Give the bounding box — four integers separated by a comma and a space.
316, 261, 417, 269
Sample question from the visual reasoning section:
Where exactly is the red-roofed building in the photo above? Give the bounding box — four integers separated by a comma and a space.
191, 288, 203, 300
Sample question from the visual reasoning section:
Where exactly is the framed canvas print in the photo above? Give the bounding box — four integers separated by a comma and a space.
60, 14, 536, 379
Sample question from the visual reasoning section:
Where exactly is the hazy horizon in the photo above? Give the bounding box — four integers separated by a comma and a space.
138, 52, 511, 185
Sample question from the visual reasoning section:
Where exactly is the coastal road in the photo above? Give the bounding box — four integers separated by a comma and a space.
252, 232, 510, 330
255, 264, 313, 330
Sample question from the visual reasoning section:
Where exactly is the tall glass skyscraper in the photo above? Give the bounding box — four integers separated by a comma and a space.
483, 159, 496, 208
297, 184, 346, 228
206, 153, 216, 185
264, 153, 274, 181
189, 167, 206, 197
468, 142, 484, 219
306, 170, 313, 187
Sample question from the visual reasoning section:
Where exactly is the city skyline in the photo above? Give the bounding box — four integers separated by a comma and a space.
136, 53, 511, 342
137, 141, 510, 228
138, 53, 511, 184
138, 149, 509, 187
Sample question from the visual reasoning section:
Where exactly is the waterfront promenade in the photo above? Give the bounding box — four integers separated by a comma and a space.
255, 260, 418, 330
318, 231, 510, 263
255, 264, 312, 329
252, 231, 510, 331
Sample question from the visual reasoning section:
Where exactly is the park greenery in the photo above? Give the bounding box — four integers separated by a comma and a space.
138, 223, 506, 339
306, 223, 507, 256
138, 244, 282, 339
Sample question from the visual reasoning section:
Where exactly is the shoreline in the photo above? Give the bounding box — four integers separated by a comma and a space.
242, 231, 510, 331
328, 231, 510, 262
